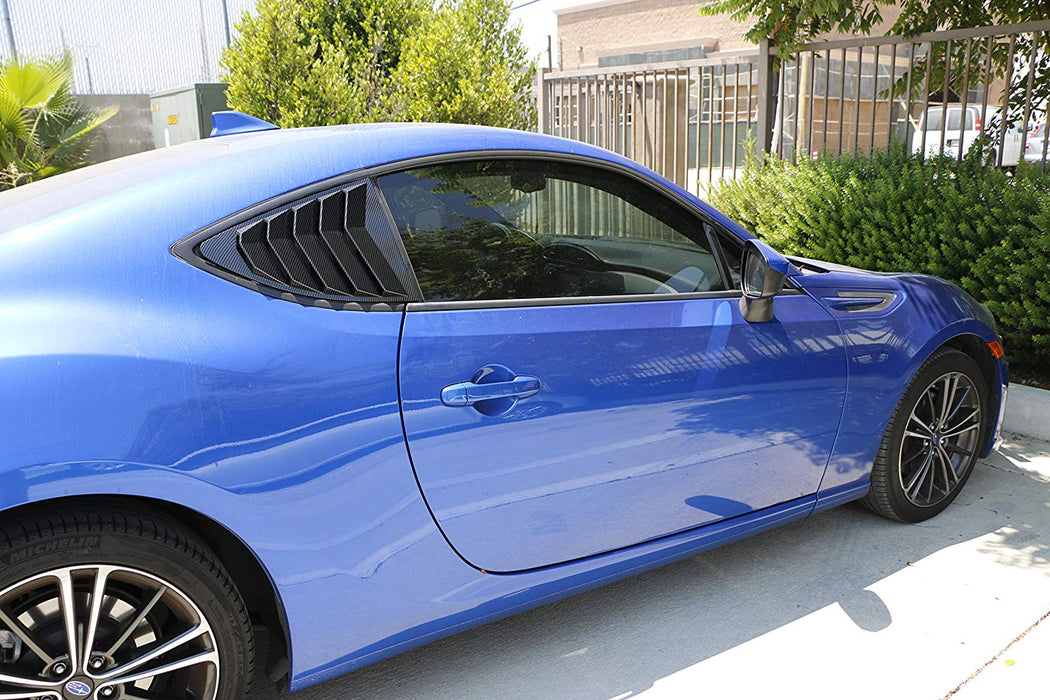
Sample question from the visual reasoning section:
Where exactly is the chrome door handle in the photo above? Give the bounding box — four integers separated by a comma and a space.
441, 375, 541, 407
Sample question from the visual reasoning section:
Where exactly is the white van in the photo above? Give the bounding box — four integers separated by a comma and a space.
912, 106, 1024, 166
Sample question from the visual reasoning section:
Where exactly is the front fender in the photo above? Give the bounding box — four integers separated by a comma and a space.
799, 272, 1003, 502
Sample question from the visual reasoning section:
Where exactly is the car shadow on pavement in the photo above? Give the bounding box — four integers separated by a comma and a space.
249, 436, 1050, 700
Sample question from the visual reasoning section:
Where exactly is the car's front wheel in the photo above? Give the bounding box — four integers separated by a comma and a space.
0, 507, 253, 700
861, 347, 987, 522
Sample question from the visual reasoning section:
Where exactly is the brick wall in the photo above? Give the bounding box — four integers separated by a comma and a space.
556, 0, 751, 70
555, 0, 905, 70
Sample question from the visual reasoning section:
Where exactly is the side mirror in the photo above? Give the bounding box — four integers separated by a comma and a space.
739, 239, 789, 323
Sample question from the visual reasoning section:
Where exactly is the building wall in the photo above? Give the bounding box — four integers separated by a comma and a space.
555, 0, 905, 71
556, 0, 751, 70
75, 94, 154, 163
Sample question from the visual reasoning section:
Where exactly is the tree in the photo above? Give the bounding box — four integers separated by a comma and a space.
700, 1, 1050, 128
391, 0, 536, 130
699, 0, 1050, 56
0, 54, 117, 190
698, 0, 880, 56
220, 0, 535, 130
220, 0, 424, 127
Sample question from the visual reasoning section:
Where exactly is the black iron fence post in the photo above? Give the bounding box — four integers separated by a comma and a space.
756, 38, 776, 158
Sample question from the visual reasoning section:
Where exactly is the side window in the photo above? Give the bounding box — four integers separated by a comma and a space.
712, 224, 744, 286
376, 160, 728, 303
924, 108, 943, 131
944, 108, 973, 131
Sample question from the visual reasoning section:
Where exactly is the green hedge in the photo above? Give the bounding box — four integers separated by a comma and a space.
710, 145, 1050, 371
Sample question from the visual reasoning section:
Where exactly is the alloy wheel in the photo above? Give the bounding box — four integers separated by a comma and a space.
898, 371, 983, 508
0, 565, 219, 700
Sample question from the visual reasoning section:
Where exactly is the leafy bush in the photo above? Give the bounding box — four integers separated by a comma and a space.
710, 145, 1050, 370
220, 0, 535, 130
0, 54, 116, 189
391, 0, 535, 129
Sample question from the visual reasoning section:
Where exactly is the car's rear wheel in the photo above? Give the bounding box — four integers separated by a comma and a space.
861, 347, 987, 522
0, 508, 252, 700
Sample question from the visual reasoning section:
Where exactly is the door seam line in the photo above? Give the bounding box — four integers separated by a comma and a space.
395, 307, 489, 574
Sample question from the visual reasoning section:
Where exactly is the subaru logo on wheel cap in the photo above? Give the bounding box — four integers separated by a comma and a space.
64, 679, 92, 697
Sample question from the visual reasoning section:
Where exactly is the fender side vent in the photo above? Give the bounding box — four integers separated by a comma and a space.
821, 291, 898, 313
195, 181, 412, 305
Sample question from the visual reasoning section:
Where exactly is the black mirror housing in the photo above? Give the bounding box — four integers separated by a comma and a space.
739, 239, 789, 322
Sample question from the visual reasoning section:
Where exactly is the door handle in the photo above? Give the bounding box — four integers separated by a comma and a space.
441, 375, 542, 407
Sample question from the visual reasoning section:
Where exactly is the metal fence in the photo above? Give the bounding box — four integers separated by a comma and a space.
538, 51, 772, 196
0, 0, 256, 94
777, 20, 1050, 168
538, 20, 1050, 193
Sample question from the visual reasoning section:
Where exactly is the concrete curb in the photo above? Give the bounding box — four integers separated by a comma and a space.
1003, 383, 1050, 442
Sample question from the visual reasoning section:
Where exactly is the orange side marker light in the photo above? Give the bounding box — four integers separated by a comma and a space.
988, 340, 1004, 359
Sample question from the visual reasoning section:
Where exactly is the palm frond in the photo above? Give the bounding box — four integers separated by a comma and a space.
0, 87, 30, 141
39, 104, 117, 165
0, 54, 115, 186
0, 56, 70, 111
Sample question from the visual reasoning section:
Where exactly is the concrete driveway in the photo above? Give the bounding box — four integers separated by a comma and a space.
250, 434, 1050, 700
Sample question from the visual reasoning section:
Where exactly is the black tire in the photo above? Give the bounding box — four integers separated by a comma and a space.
861, 347, 987, 522
0, 506, 253, 700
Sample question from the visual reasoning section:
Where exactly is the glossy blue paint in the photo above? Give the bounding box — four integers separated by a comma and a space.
747, 238, 792, 278
0, 123, 1006, 691
399, 294, 847, 572
298, 493, 819, 688
209, 110, 280, 137
439, 366, 542, 412
796, 266, 1007, 499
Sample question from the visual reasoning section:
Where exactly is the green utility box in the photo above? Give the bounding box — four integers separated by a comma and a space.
149, 83, 229, 149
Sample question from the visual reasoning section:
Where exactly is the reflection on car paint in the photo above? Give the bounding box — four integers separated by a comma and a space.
0, 123, 1007, 690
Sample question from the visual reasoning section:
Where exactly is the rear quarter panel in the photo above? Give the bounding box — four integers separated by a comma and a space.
0, 197, 483, 685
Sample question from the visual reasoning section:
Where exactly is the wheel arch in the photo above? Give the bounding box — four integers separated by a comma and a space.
0, 494, 291, 689
941, 332, 1004, 456
903, 326, 1003, 459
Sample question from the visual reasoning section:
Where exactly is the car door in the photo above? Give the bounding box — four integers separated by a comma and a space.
382, 157, 847, 573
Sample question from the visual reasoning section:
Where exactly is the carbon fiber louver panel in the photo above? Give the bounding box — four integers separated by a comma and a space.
196, 181, 414, 305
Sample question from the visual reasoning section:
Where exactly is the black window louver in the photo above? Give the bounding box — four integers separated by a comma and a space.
189, 181, 416, 306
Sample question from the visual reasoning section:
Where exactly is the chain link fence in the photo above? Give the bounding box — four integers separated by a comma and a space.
0, 0, 256, 94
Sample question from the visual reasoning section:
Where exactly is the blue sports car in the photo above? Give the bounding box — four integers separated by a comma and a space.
0, 113, 1007, 699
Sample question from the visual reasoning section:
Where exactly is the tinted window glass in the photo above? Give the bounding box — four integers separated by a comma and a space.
924, 108, 942, 131
714, 225, 743, 286
945, 109, 973, 131
926, 108, 973, 131
377, 160, 727, 302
